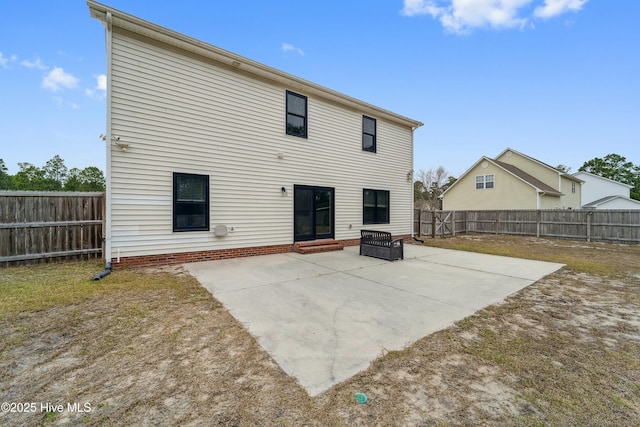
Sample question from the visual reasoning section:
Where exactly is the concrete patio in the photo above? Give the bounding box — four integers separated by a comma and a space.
185, 244, 564, 396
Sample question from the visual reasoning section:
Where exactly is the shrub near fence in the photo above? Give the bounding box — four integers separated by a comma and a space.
415, 209, 640, 244
0, 191, 104, 267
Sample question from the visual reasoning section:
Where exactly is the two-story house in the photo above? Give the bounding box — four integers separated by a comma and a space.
441, 148, 583, 210
88, 2, 422, 268
573, 171, 640, 209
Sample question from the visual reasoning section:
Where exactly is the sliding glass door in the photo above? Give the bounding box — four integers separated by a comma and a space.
294, 185, 334, 242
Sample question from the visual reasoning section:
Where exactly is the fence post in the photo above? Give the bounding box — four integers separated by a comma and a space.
452, 210, 456, 237
586, 211, 592, 242
495, 211, 499, 235
102, 192, 106, 259
466, 211, 469, 234
431, 211, 436, 238
536, 210, 540, 237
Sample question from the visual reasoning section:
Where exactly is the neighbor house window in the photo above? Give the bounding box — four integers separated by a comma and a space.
363, 189, 389, 224
485, 174, 494, 189
173, 172, 209, 232
572, 182, 576, 193
286, 90, 307, 138
362, 115, 376, 152
476, 175, 494, 190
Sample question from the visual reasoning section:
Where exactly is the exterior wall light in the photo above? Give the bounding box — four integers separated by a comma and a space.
112, 136, 129, 151
115, 142, 129, 152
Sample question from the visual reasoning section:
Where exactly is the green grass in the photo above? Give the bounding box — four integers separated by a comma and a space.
0, 261, 208, 318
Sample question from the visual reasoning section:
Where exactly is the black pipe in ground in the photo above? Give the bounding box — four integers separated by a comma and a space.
93, 262, 112, 281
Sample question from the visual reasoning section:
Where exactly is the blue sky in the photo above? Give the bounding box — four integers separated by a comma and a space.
1, 0, 638, 178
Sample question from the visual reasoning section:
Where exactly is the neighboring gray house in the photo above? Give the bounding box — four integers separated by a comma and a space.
573, 171, 640, 209
88, 2, 422, 267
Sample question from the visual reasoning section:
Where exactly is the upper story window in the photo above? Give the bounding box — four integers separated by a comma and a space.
286, 90, 307, 138
173, 172, 209, 232
476, 174, 494, 190
362, 115, 376, 152
572, 182, 576, 193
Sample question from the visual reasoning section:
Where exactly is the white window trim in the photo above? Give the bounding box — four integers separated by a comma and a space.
475, 174, 494, 190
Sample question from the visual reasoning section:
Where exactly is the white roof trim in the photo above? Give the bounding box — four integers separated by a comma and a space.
582, 195, 640, 208
573, 171, 634, 189
87, 1, 423, 130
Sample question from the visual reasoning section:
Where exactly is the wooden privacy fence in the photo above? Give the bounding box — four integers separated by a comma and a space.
414, 209, 640, 244
0, 191, 104, 266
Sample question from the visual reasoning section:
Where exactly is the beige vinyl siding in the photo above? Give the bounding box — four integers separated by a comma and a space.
442, 163, 537, 210
496, 150, 559, 191
559, 176, 581, 209
109, 28, 413, 258
539, 194, 562, 209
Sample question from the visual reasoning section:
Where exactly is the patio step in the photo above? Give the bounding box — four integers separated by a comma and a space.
294, 240, 344, 254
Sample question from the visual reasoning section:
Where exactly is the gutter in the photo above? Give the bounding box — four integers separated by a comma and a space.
93, 10, 113, 281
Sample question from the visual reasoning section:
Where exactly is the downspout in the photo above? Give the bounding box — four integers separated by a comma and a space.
558, 174, 563, 206
413, 185, 426, 243
558, 174, 562, 193
410, 126, 415, 240
410, 124, 425, 243
409, 127, 420, 240
537, 191, 543, 209
94, 11, 113, 281
93, 262, 112, 281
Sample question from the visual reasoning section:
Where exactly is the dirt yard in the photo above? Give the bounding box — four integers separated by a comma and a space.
1, 235, 639, 426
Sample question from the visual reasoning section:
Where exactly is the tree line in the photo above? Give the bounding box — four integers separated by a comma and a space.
578, 154, 640, 200
0, 155, 105, 192
415, 153, 640, 208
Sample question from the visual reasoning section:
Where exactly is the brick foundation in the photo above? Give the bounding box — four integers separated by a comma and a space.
111, 234, 413, 268
112, 243, 294, 268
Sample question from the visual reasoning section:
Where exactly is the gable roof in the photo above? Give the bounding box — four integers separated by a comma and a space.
496, 147, 583, 183
440, 156, 563, 197
493, 160, 562, 195
573, 171, 633, 189
583, 195, 640, 208
496, 147, 557, 171
87, 1, 423, 130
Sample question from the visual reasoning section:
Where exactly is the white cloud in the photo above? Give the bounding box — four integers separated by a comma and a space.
21, 57, 48, 70
42, 67, 79, 92
0, 52, 17, 68
402, 0, 532, 33
85, 74, 107, 99
534, 0, 588, 19
96, 74, 107, 91
281, 42, 304, 56
402, 0, 589, 33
